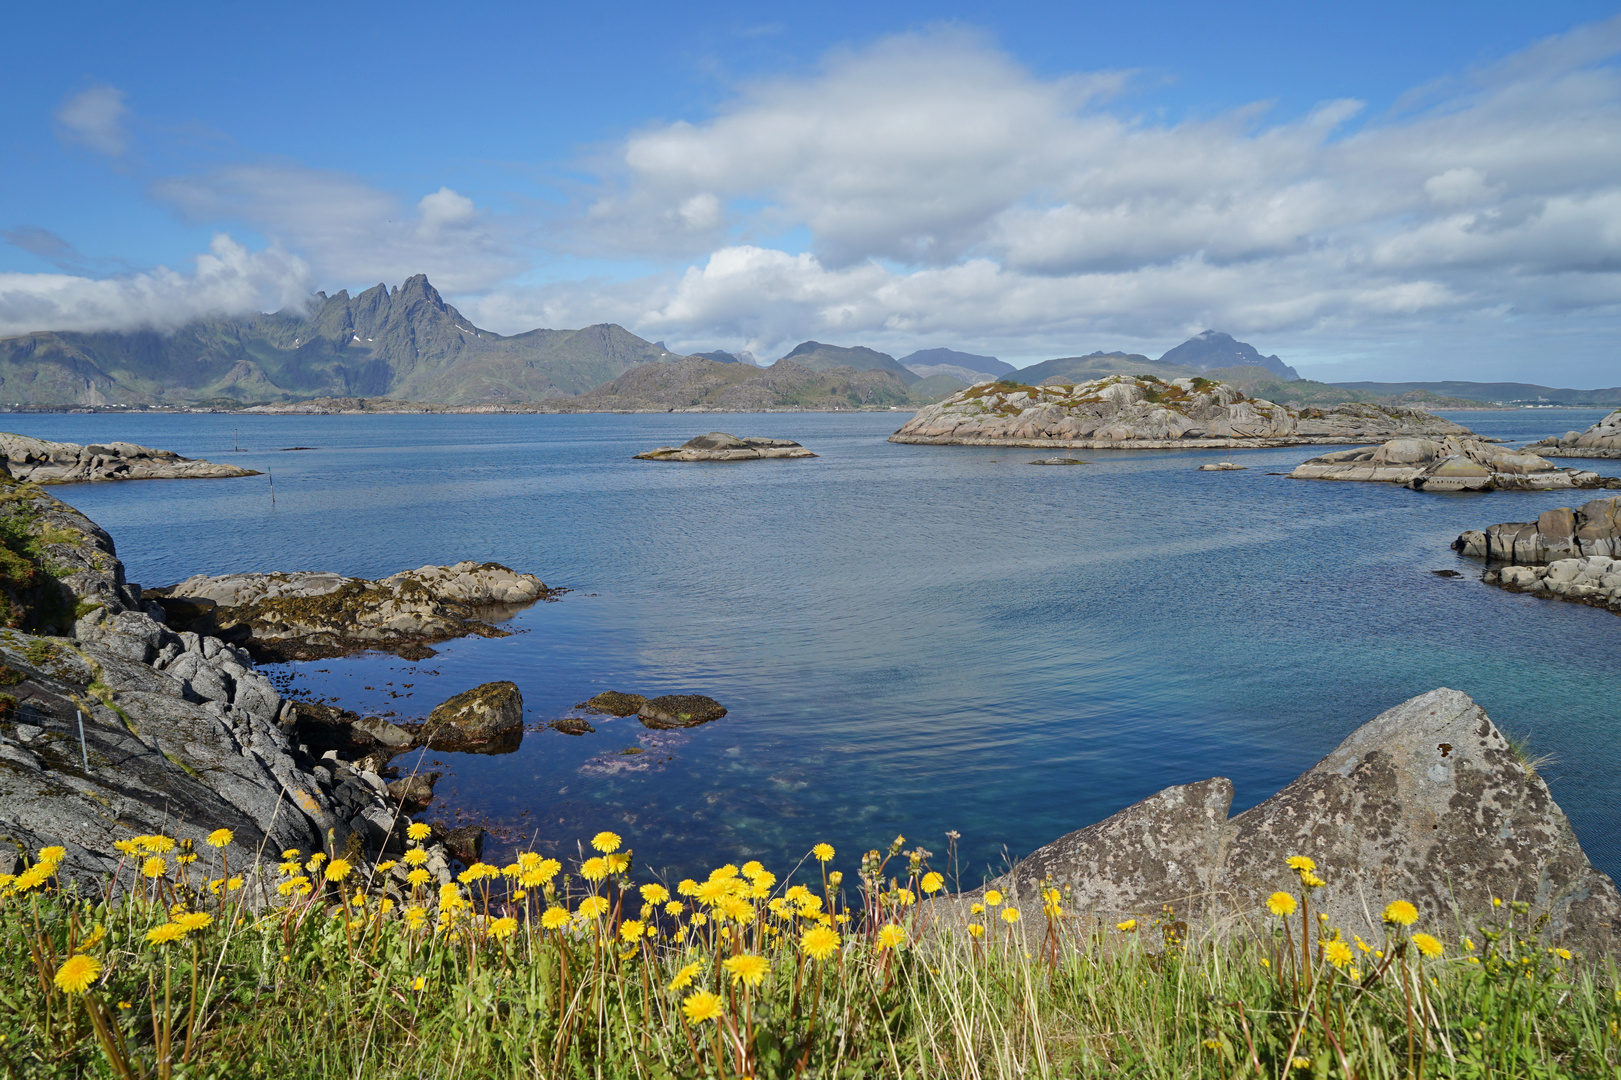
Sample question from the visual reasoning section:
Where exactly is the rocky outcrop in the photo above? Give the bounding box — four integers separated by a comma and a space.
1453, 496, 1621, 564
1292, 436, 1614, 491
634, 432, 817, 461
411, 681, 524, 754
151, 561, 550, 661
965, 689, 1619, 956
580, 691, 647, 716
890, 375, 1471, 448
0, 433, 258, 483
1524, 409, 1621, 459
1452, 496, 1621, 616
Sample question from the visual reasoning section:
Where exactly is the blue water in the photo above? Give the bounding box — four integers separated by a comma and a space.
10, 408, 1620, 884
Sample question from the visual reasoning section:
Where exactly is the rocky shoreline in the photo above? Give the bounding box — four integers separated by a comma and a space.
890, 375, 1472, 448
1523, 408, 1621, 459
1454, 496, 1621, 615
633, 432, 816, 461
0, 432, 258, 483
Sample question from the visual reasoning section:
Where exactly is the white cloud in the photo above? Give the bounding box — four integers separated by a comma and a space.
0, 234, 310, 337
152, 164, 517, 294
54, 85, 130, 156
524, 17, 1621, 377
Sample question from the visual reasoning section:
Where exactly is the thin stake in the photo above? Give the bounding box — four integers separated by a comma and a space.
268, 471, 275, 508
77, 709, 89, 772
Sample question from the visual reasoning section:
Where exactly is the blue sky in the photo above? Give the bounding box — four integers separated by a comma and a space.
4, 1, 1621, 383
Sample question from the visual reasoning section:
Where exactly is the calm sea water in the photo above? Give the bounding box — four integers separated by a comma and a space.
12, 408, 1620, 883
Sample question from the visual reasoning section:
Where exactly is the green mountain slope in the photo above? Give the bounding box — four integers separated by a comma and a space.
776, 342, 920, 385
564, 357, 915, 410
0, 275, 680, 406
1014, 352, 1185, 383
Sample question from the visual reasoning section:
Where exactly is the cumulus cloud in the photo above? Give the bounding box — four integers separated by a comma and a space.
152, 164, 518, 294
54, 85, 130, 156
530, 17, 1621, 374
0, 234, 311, 337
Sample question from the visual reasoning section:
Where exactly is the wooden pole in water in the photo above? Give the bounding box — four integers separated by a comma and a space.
269, 471, 275, 508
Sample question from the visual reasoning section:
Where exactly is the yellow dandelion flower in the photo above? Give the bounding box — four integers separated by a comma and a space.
828, 870, 843, 887
1266, 892, 1297, 917
1117, 919, 1137, 932
281, 848, 300, 859
114, 839, 139, 856
665, 900, 685, 917
38, 845, 66, 864
682, 990, 724, 1023
668, 960, 704, 991
78, 924, 106, 951
723, 953, 770, 987
403, 848, 428, 867
579, 896, 610, 919
140, 857, 166, 880
640, 883, 670, 905
53, 954, 101, 994
174, 911, 213, 931
677, 878, 700, 896
813, 843, 835, 862
893, 887, 916, 907
406, 822, 432, 841
1551, 947, 1572, 961
1411, 933, 1443, 958
487, 917, 518, 940
1291, 1056, 1311, 1070
438, 883, 464, 910
984, 889, 1003, 907
1002, 907, 1021, 924
581, 857, 609, 882
1285, 855, 1316, 872
1323, 939, 1354, 968
606, 852, 631, 874
695, 878, 732, 906
691, 912, 709, 927
404, 906, 427, 930
13, 864, 52, 892
967, 923, 985, 938
375, 860, 397, 872
970, 903, 984, 915
1204, 1039, 1221, 1050
1383, 900, 1419, 927
176, 853, 198, 866
708, 863, 739, 881
143, 836, 177, 854
801, 925, 840, 961
206, 829, 234, 849
620, 919, 646, 942
591, 830, 622, 853
741, 860, 764, 879
1299, 872, 1325, 889
324, 858, 352, 882
146, 923, 187, 946
876, 923, 907, 950
1492, 897, 1502, 908
406, 868, 431, 887
411, 975, 426, 991
920, 871, 944, 894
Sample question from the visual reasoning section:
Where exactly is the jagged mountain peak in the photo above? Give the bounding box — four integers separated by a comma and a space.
1158, 330, 1298, 380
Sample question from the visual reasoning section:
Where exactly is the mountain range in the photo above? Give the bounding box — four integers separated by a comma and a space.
3, 273, 1611, 410
0, 275, 678, 406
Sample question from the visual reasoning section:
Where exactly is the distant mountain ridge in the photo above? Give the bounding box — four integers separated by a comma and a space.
898, 348, 1013, 381
0, 274, 682, 406
1158, 331, 1298, 379
777, 341, 920, 385
1331, 381, 1621, 407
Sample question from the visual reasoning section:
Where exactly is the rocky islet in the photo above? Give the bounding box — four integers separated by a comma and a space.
1524, 408, 1621, 459
1454, 495, 1621, 615
1291, 435, 1615, 490
633, 432, 817, 461
0, 432, 258, 483
890, 374, 1472, 448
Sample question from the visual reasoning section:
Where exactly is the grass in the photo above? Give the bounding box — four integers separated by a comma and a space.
1, 836, 1616, 1079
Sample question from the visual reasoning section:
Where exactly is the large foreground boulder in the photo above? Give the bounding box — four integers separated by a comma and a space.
151, 561, 549, 661
1524, 409, 1621, 459
891, 375, 1471, 448
969, 689, 1620, 956
1292, 436, 1613, 491
0, 432, 259, 483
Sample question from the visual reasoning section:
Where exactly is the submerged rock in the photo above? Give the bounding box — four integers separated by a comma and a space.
1524, 408, 1621, 459
638, 694, 727, 729
634, 432, 817, 461
1029, 458, 1089, 465
0, 432, 259, 483
890, 375, 1471, 449
413, 681, 524, 754
1197, 462, 1246, 471
550, 717, 595, 735
1291, 436, 1614, 490
580, 691, 648, 716
152, 561, 550, 661
963, 689, 1620, 956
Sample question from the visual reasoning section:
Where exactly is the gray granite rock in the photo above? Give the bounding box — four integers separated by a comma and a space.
635, 432, 817, 461
414, 681, 524, 753
1292, 436, 1613, 490
964, 689, 1620, 956
1523, 409, 1621, 459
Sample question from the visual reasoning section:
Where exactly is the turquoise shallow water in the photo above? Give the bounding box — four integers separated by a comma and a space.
11, 408, 1620, 883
